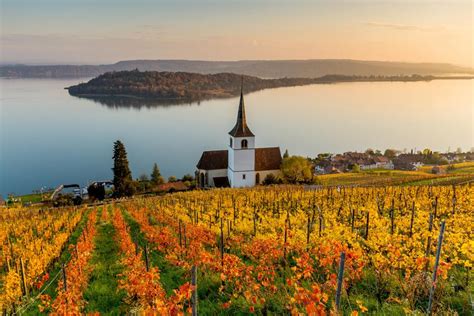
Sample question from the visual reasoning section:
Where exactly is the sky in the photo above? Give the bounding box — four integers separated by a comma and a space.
0, 0, 472, 66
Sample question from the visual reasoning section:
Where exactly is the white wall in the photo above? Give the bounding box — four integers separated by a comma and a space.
228, 170, 256, 188
230, 149, 255, 171
228, 136, 255, 178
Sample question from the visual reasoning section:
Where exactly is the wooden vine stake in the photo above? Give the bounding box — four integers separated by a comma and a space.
351, 209, 355, 233
20, 258, 28, 297
220, 217, 224, 267
144, 244, 150, 272
62, 262, 67, 292
335, 252, 346, 311
427, 221, 446, 315
306, 215, 311, 245
409, 201, 415, 237
425, 213, 434, 257
364, 212, 370, 240
191, 265, 198, 316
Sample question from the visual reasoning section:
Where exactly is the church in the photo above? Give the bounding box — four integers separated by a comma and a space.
196, 86, 282, 188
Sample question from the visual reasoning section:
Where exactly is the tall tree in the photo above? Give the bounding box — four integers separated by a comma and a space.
112, 140, 135, 197
150, 163, 164, 185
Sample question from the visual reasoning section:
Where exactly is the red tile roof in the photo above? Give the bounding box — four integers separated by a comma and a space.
255, 147, 282, 171
156, 181, 188, 192
197, 150, 228, 170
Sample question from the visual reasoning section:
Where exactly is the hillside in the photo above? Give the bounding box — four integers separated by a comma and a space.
67, 70, 463, 103
2, 59, 473, 78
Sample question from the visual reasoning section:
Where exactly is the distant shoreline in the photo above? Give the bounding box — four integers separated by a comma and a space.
66, 72, 474, 104
2, 59, 473, 79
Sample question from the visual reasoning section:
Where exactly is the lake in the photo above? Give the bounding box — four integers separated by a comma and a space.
1, 78, 472, 196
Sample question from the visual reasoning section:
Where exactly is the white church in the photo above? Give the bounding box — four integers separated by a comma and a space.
196, 85, 282, 188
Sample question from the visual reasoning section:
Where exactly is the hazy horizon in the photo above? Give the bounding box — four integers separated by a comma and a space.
1, 0, 472, 67
1, 58, 472, 69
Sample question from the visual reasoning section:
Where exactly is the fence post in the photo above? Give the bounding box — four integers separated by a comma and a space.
427, 221, 446, 315
191, 265, 198, 316
335, 252, 346, 310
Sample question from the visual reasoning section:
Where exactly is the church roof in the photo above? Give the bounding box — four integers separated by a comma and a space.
196, 150, 228, 170
255, 147, 282, 171
196, 147, 282, 171
228, 85, 254, 137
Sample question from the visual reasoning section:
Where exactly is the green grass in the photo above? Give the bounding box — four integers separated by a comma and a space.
83, 207, 126, 315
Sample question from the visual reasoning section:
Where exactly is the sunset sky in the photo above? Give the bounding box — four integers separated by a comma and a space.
1, 0, 472, 66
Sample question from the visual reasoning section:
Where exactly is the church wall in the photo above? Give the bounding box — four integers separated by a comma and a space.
228, 170, 256, 188
230, 149, 255, 171
197, 168, 227, 187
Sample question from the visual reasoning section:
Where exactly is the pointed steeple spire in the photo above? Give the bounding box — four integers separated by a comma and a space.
229, 77, 254, 137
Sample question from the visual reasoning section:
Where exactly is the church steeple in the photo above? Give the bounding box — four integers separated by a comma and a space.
229, 78, 254, 137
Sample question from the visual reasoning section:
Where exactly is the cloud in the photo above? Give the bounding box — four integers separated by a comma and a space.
364, 22, 443, 32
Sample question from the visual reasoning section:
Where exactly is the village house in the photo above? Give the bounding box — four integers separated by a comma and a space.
393, 154, 424, 170
360, 156, 394, 170
196, 85, 282, 188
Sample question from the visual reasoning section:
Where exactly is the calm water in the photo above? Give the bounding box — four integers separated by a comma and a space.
1, 78, 472, 196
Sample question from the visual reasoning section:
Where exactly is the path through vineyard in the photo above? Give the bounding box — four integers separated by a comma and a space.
83, 207, 126, 314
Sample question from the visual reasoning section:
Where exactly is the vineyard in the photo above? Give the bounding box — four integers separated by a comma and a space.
1, 184, 472, 315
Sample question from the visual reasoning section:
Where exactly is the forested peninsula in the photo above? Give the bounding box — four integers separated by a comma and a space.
66, 70, 471, 102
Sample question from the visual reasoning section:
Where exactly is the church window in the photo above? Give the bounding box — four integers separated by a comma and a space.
230, 138, 233, 147
242, 174, 246, 180
241, 139, 248, 149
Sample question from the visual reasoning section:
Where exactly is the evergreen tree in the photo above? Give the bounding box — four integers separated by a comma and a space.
112, 140, 135, 197
283, 149, 289, 159
150, 163, 164, 185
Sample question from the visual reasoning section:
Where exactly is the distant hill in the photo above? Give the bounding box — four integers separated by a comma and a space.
2, 59, 472, 79
67, 70, 471, 105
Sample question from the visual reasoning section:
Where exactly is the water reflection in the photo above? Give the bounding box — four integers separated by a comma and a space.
70, 94, 203, 109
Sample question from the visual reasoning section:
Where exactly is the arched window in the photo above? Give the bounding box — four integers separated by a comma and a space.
205, 173, 209, 186
230, 138, 233, 147
241, 139, 248, 149
256, 173, 260, 184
